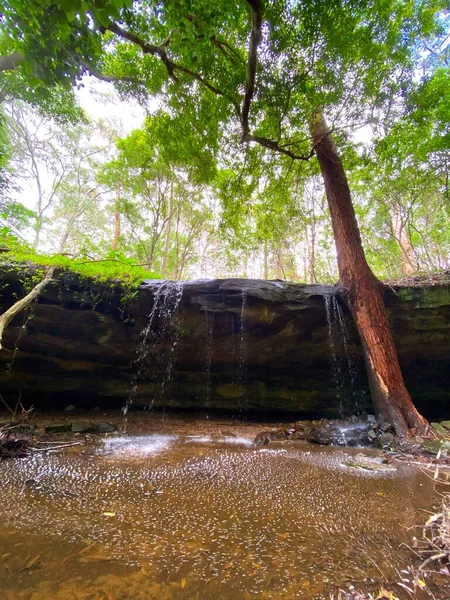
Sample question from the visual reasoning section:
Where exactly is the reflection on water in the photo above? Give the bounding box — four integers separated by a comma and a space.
0, 430, 440, 599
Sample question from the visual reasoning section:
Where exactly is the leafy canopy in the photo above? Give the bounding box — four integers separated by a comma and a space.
1, 0, 445, 158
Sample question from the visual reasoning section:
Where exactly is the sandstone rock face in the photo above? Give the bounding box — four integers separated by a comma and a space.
0, 268, 449, 419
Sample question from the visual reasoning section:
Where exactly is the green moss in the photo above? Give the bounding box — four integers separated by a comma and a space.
0, 234, 160, 294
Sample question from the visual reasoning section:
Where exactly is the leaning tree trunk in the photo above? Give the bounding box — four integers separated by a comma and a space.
0, 267, 55, 350
309, 114, 429, 437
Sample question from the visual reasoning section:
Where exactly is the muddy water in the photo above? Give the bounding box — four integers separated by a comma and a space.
0, 420, 441, 599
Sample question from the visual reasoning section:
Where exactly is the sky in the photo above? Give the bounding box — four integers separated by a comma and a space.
76, 77, 147, 135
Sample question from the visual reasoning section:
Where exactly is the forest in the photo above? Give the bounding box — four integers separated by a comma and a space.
0, 2, 450, 599
0, 0, 449, 438
0, 0, 448, 285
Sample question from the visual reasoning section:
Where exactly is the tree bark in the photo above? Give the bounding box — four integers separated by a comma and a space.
0, 53, 24, 73
160, 180, 173, 275
309, 114, 429, 437
389, 206, 419, 275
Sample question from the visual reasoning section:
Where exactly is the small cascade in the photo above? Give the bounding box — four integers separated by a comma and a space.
236, 289, 248, 417
324, 294, 362, 416
126, 281, 184, 415
203, 311, 215, 416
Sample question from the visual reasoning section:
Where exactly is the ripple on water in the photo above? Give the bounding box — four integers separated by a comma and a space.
0, 438, 439, 599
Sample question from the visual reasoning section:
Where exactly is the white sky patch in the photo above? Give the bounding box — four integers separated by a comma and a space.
76, 76, 147, 135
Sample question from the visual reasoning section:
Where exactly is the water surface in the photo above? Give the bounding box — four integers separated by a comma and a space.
0, 424, 441, 599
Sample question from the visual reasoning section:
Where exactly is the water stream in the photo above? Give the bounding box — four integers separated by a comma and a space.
0, 415, 442, 600
204, 311, 215, 416
236, 289, 248, 418
128, 281, 184, 415
324, 294, 362, 416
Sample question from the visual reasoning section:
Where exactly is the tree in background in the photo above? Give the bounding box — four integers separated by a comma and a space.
0, 0, 448, 435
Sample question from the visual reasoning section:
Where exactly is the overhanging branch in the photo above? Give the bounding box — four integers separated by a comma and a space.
240, 0, 263, 140
0, 52, 24, 73
106, 22, 240, 116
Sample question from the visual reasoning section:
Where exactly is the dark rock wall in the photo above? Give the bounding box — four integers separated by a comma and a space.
0, 268, 448, 419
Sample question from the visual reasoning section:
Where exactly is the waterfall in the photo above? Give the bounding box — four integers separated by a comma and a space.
126, 281, 184, 415
236, 289, 248, 418
324, 294, 362, 416
204, 311, 215, 416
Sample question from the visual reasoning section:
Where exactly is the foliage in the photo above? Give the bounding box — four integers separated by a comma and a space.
0, 234, 160, 289
0, 0, 449, 283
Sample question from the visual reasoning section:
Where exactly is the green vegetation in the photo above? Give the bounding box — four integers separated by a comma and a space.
0, 234, 160, 289
0, 0, 448, 434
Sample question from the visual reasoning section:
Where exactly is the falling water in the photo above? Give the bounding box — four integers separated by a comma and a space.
203, 311, 215, 416
126, 281, 184, 416
236, 289, 248, 417
324, 294, 361, 416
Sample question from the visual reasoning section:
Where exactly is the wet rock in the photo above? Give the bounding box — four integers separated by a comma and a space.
45, 423, 71, 433
96, 422, 116, 433
306, 420, 373, 447
289, 430, 307, 440
0, 267, 449, 418
366, 414, 377, 426
253, 429, 287, 446
367, 429, 377, 442
343, 454, 397, 473
378, 421, 393, 433
65, 405, 76, 412
377, 433, 395, 448
71, 421, 95, 433
253, 431, 271, 446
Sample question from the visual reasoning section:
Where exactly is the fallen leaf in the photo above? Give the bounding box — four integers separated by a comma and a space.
103, 512, 116, 517
181, 578, 186, 588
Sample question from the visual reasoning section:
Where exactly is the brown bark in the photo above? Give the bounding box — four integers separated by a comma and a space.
389, 206, 419, 275
160, 180, 173, 275
263, 242, 268, 279
0, 52, 24, 73
112, 212, 121, 251
310, 114, 429, 437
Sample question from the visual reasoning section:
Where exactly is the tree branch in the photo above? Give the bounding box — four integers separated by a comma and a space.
87, 68, 143, 85
0, 267, 55, 350
107, 22, 178, 80
240, 0, 263, 140
0, 52, 24, 73
248, 135, 315, 161
107, 22, 241, 117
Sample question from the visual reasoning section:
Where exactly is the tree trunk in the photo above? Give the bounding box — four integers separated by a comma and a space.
389, 206, 418, 275
263, 242, 268, 279
310, 114, 429, 437
112, 212, 121, 251
0, 267, 55, 349
160, 180, 173, 276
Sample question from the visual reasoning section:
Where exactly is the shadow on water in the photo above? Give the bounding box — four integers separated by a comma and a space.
0, 421, 442, 599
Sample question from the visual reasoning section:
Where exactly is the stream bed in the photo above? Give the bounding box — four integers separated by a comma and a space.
0, 416, 443, 599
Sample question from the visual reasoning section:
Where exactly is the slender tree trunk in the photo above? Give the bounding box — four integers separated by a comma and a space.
389, 206, 418, 275
160, 180, 173, 276
310, 114, 429, 437
112, 212, 121, 251
0, 267, 55, 349
263, 242, 268, 279
33, 220, 42, 249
